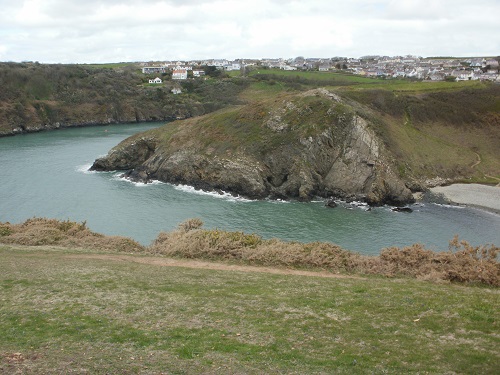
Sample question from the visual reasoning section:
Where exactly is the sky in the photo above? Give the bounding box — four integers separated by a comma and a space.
0, 0, 499, 63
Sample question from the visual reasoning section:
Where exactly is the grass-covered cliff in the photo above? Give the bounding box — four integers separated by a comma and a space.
92, 88, 414, 204
92, 77, 500, 203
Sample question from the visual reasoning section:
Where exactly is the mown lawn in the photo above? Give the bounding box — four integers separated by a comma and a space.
1, 245, 498, 374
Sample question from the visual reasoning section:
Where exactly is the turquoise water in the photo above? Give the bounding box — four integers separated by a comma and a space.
1, 122, 499, 255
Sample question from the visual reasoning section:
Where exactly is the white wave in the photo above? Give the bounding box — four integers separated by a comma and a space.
112, 174, 165, 187
430, 202, 466, 209
265, 198, 290, 204
173, 184, 253, 202
329, 200, 371, 211
76, 163, 96, 174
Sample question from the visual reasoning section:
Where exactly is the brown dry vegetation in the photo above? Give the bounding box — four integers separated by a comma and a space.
1, 218, 499, 286
0, 217, 144, 253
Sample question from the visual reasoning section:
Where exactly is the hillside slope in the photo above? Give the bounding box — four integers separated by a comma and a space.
340, 84, 500, 187
0, 62, 245, 135
2, 243, 498, 374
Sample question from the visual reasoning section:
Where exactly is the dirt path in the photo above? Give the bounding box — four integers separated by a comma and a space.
64, 253, 365, 280
471, 152, 482, 168
471, 152, 500, 186
485, 175, 500, 187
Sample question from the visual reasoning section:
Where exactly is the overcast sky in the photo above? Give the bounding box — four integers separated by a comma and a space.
1, 0, 499, 63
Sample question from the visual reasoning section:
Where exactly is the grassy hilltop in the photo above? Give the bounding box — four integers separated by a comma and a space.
1, 218, 499, 373
243, 70, 500, 186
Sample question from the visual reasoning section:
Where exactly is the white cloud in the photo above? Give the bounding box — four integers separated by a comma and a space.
0, 0, 498, 63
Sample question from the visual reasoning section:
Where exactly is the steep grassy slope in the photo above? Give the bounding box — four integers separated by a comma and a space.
92, 79, 500, 202
339, 84, 500, 185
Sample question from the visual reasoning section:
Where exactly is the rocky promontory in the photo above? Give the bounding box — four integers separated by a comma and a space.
91, 89, 415, 205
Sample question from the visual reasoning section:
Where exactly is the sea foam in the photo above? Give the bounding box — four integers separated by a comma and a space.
173, 184, 253, 202
76, 163, 96, 174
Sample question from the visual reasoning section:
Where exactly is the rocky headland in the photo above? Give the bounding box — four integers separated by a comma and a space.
91, 89, 415, 205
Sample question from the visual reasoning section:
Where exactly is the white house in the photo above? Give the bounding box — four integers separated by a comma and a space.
148, 77, 162, 84
454, 70, 476, 81
172, 69, 188, 80
171, 88, 182, 95
211, 59, 228, 67
193, 70, 205, 77
142, 66, 166, 74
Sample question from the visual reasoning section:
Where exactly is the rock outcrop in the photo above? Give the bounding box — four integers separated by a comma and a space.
91, 89, 415, 205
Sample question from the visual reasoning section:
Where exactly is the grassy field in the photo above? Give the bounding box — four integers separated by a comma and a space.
79, 62, 141, 70
1, 244, 499, 374
240, 68, 487, 95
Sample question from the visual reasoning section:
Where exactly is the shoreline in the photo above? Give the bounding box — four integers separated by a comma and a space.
428, 183, 500, 215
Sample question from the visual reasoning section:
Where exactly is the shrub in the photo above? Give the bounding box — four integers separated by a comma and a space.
150, 219, 364, 272
377, 237, 499, 286
0, 224, 12, 236
0, 217, 144, 253
177, 218, 203, 232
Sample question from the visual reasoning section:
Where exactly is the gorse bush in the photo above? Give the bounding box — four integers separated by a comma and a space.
1, 218, 498, 286
151, 221, 374, 273
150, 219, 499, 286
372, 237, 499, 286
0, 217, 144, 252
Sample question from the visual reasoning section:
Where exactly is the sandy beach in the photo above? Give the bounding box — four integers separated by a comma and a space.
430, 183, 500, 214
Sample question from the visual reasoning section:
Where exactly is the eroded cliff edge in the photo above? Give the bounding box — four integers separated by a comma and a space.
91, 89, 414, 205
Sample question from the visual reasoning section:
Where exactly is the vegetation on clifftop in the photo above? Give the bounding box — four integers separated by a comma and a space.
1, 218, 498, 286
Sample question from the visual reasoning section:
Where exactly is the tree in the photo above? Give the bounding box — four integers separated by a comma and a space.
203, 65, 222, 78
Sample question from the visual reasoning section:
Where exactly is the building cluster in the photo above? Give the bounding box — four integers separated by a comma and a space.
141, 59, 249, 81
344, 55, 500, 82
141, 55, 500, 83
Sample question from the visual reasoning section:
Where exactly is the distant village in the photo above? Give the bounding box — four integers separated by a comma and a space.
142, 55, 500, 84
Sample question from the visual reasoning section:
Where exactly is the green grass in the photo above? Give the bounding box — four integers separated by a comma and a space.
335, 78, 485, 93
1, 245, 498, 374
247, 68, 487, 93
80, 62, 140, 70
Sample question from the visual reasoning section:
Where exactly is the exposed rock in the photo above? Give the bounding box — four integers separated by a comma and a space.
91, 137, 157, 171
92, 89, 415, 205
325, 199, 338, 208
391, 207, 413, 213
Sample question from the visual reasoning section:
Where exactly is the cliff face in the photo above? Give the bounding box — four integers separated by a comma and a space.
92, 89, 414, 205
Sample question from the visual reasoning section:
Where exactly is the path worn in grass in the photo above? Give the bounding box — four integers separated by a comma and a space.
65, 253, 366, 280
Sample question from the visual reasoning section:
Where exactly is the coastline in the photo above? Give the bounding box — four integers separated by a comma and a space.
429, 183, 500, 215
